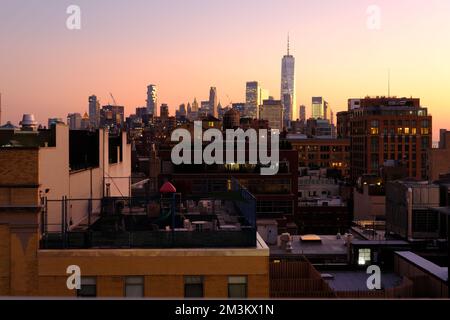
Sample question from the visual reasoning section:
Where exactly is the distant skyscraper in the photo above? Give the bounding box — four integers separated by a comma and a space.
146, 85, 158, 116
88, 95, 100, 128
259, 88, 269, 106
259, 99, 284, 131
299, 105, 306, 122
67, 113, 82, 130
245, 81, 259, 119
192, 98, 199, 112
160, 104, 169, 120
209, 87, 218, 118
312, 97, 326, 119
281, 36, 296, 124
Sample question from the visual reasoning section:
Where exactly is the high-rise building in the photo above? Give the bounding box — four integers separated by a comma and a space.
146, 85, 158, 116
0, 93, 2, 125
259, 88, 269, 106
100, 105, 125, 129
67, 113, 82, 130
299, 105, 306, 122
312, 97, 326, 119
245, 81, 259, 119
209, 87, 218, 118
337, 97, 432, 181
191, 98, 199, 112
244, 85, 269, 119
160, 104, 169, 120
259, 99, 284, 131
88, 95, 100, 128
281, 36, 296, 124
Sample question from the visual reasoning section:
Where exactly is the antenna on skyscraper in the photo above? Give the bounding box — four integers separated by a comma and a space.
287, 33, 290, 56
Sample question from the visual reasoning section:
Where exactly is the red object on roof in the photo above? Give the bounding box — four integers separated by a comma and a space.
160, 182, 177, 193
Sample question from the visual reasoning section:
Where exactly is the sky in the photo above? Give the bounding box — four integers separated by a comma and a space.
1, 0, 450, 139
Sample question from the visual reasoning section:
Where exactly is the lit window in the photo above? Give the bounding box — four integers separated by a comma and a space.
228, 276, 247, 298
404, 128, 410, 135
370, 128, 379, 135
358, 249, 371, 266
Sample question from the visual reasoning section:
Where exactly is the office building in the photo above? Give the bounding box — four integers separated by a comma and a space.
146, 85, 158, 116
299, 105, 306, 122
312, 97, 327, 120
281, 37, 296, 124
160, 104, 169, 121
88, 95, 100, 128
100, 105, 125, 129
337, 97, 432, 181
286, 137, 350, 178
259, 99, 284, 131
245, 81, 260, 119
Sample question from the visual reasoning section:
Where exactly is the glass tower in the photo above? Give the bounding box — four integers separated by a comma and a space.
281, 36, 296, 125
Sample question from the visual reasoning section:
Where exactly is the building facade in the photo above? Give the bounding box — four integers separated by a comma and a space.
146, 85, 158, 116
259, 99, 284, 131
337, 97, 432, 181
281, 40, 296, 123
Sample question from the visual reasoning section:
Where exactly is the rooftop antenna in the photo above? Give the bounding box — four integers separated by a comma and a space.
287, 33, 290, 56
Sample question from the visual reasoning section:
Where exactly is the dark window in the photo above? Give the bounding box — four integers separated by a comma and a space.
77, 277, 97, 298
228, 276, 247, 298
125, 276, 144, 297
184, 276, 204, 298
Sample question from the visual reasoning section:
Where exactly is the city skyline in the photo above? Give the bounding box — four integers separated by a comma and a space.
1, 0, 450, 139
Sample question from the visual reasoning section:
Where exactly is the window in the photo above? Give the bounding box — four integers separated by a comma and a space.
358, 249, 371, 266
125, 276, 144, 297
184, 276, 204, 298
228, 276, 247, 298
77, 277, 97, 298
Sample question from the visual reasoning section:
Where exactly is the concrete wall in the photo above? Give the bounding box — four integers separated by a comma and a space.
40, 125, 131, 231
353, 186, 385, 221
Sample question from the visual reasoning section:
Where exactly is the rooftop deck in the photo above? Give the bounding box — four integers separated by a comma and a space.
41, 180, 258, 249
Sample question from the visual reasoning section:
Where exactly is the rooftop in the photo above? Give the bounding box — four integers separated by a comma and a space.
41, 180, 259, 250
270, 235, 349, 257
395, 251, 448, 282
324, 271, 403, 291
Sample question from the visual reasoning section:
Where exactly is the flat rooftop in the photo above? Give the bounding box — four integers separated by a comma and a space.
270, 235, 348, 256
324, 271, 403, 291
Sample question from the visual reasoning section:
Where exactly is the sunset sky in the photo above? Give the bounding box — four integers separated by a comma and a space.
1, 0, 450, 139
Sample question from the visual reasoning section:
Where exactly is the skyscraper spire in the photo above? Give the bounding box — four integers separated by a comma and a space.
287, 33, 290, 56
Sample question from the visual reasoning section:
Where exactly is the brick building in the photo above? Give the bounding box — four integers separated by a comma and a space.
337, 97, 432, 181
